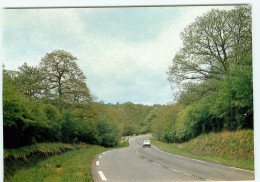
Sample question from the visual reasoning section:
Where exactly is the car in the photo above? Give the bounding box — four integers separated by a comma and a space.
143, 139, 151, 148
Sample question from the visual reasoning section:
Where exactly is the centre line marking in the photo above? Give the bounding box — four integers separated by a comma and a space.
98, 171, 107, 181
96, 161, 99, 165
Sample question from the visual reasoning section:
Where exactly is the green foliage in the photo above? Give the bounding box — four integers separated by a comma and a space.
3, 50, 128, 149
152, 6, 253, 143
4, 143, 80, 179
3, 7, 253, 155
5, 140, 130, 181
98, 118, 120, 147
153, 60, 253, 142
3, 69, 35, 148
167, 6, 251, 86
150, 104, 183, 142
16, 63, 43, 98
39, 50, 92, 110
3, 70, 65, 148
4, 143, 99, 182
211, 51, 253, 130
174, 95, 219, 142
98, 102, 152, 137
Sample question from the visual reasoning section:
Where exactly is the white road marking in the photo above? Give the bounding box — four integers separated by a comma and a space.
146, 156, 208, 180
153, 145, 209, 164
99, 155, 102, 159
170, 168, 183, 173
98, 171, 107, 181
190, 158, 207, 163
230, 166, 254, 173
169, 167, 213, 181
96, 161, 99, 165
134, 138, 224, 181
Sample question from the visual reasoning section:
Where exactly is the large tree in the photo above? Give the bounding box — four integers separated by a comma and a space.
164, 6, 253, 140
40, 50, 92, 109
167, 6, 252, 86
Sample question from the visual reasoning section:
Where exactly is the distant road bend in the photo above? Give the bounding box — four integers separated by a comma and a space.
92, 135, 254, 181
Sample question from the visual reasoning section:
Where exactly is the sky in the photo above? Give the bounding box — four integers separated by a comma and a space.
2, 5, 236, 105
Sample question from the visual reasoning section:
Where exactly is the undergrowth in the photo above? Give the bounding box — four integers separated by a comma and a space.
152, 130, 254, 170
4, 143, 87, 180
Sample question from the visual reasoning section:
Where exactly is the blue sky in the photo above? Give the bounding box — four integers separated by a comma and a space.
2, 6, 234, 105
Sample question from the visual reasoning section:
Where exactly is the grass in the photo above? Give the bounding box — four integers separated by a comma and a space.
4, 143, 89, 180
151, 130, 254, 170
6, 145, 104, 182
5, 140, 130, 182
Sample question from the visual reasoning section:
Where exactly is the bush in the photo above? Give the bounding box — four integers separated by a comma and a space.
98, 118, 120, 147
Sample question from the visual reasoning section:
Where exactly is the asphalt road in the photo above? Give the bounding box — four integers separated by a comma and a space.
91, 135, 254, 181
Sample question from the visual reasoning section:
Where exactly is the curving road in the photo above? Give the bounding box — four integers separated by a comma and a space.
91, 135, 254, 181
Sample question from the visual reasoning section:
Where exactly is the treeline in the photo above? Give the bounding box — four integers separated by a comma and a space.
100, 103, 152, 136
3, 50, 152, 149
3, 6, 253, 148
151, 6, 253, 142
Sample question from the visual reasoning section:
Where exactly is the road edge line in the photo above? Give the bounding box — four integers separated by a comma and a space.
152, 145, 254, 173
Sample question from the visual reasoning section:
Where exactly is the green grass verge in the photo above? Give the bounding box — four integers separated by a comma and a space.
151, 130, 254, 170
5, 141, 129, 182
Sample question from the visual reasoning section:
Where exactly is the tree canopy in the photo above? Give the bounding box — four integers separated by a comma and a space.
167, 6, 252, 87
3, 6, 253, 149
40, 50, 92, 109
3, 50, 153, 148
149, 6, 253, 143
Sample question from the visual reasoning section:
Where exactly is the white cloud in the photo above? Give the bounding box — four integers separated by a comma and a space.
79, 6, 234, 104
2, 8, 91, 69
2, 6, 235, 104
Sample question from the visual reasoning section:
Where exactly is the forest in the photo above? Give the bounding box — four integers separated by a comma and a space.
3, 6, 253, 149
153, 6, 253, 142
3, 52, 152, 148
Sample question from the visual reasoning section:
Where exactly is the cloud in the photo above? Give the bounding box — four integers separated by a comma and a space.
80, 6, 232, 104
2, 6, 235, 105
2, 8, 90, 69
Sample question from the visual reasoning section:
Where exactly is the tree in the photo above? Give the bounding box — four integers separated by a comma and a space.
16, 63, 43, 99
167, 6, 251, 87
177, 81, 217, 106
39, 50, 92, 110
3, 69, 29, 147
97, 117, 120, 147
211, 50, 253, 130
163, 6, 253, 142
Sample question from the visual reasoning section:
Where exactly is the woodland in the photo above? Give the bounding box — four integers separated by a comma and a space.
3, 6, 253, 148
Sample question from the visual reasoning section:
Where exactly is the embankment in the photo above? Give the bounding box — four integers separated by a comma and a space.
152, 130, 254, 170
4, 143, 87, 180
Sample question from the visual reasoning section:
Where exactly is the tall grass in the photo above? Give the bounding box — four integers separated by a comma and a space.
6, 146, 103, 182
152, 130, 254, 170
4, 143, 87, 179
